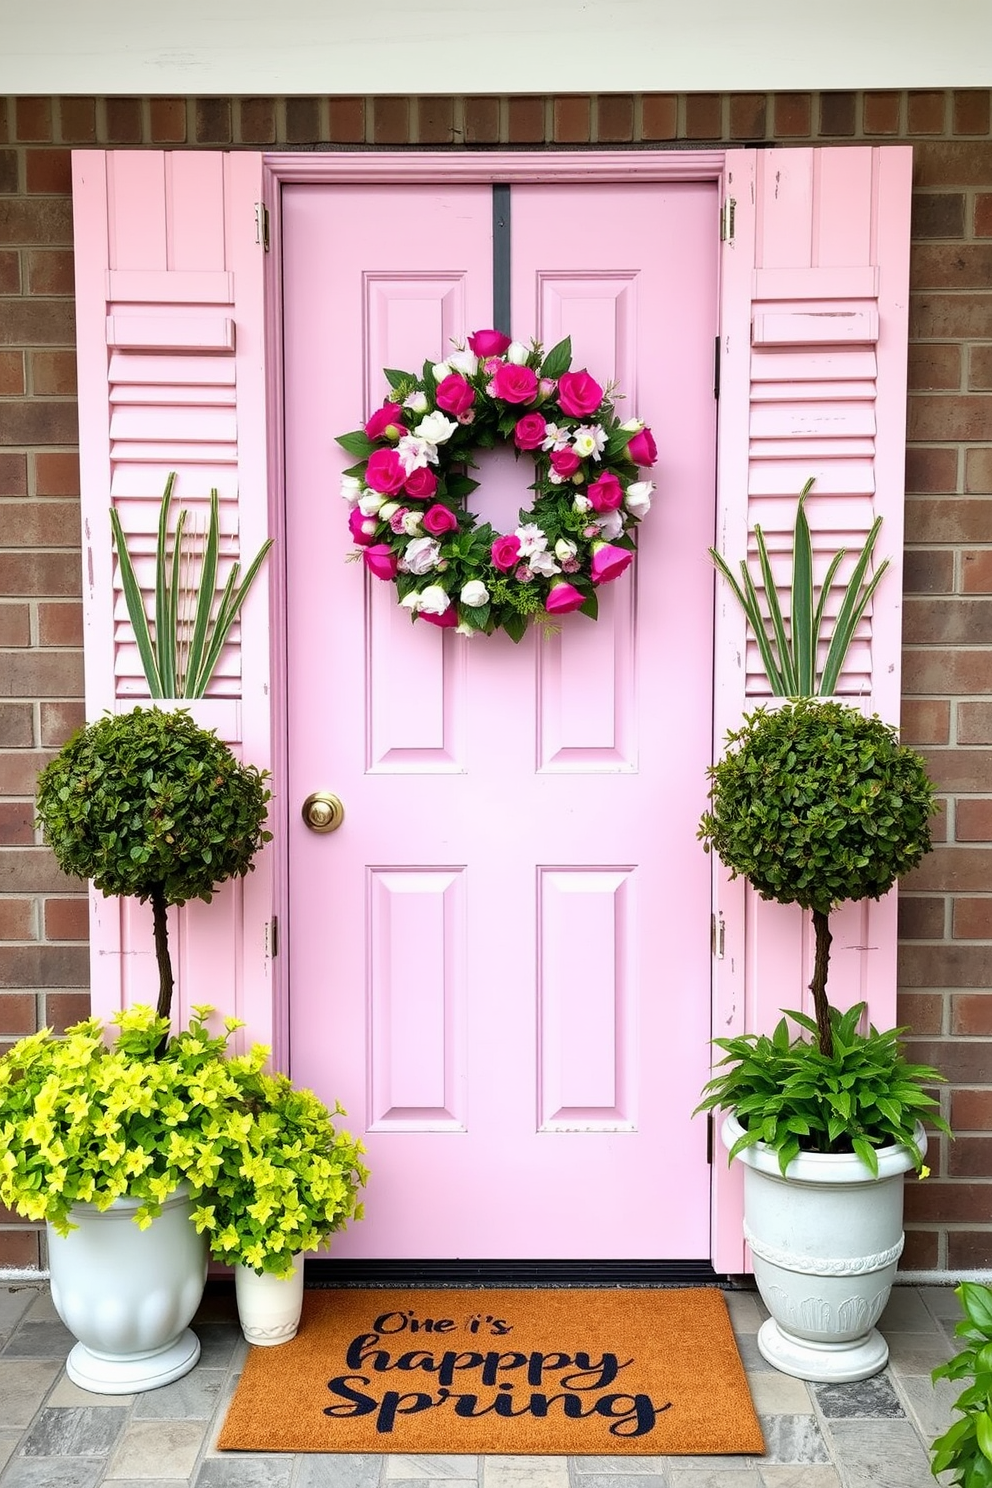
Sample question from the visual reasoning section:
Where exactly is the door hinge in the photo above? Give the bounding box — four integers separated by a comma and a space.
720, 197, 736, 243
254, 202, 270, 252
713, 334, 721, 401
268, 915, 279, 958
712, 912, 725, 960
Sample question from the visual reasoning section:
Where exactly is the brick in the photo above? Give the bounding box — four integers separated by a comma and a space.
597, 95, 634, 144
902, 549, 954, 592
0, 150, 19, 194
908, 395, 992, 443
954, 993, 992, 1036
948, 1232, 992, 1270
0, 453, 27, 496
977, 195, 992, 237
552, 95, 589, 144
0, 401, 78, 445
326, 98, 364, 145
0, 802, 34, 846
956, 799, 992, 841
285, 97, 321, 144
911, 293, 992, 340
44, 992, 92, 1032
465, 97, 501, 145
953, 90, 991, 135
904, 448, 958, 493
773, 93, 811, 137
0, 702, 33, 746
969, 346, 992, 391
903, 597, 992, 644
25, 149, 71, 195
911, 192, 966, 239
417, 97, 454, 146
195, 98, 231, 145
901, 699, 950, 745
0, 198, 73, 246
962, 551, 992, 592
0, 849, 77, 894
0, 944, 89, 988
684, 94, 721, 140
954, 897, 992, 938
0, 902, 33, 940
0, 993, 37, 1037
912, 243, 992, 289
0, 349, 24, 395
727, 93, 765, 141
149, 99, 186, 144
372, 97, 410, 146
0, 301, 75, 348
238, 98, 276, 145
103, 98, 143, 144
0, 552, 82, 601
819, 92, 856, 137
33, 452, 78, 496
0, 250, 20, 294
30, 349, 76, 396
898, 895, 946, 938
58, 98, 97, 144
15, 98, 53, 142
916, 141, 992, 187
43, 897, 88, 940
900, 1228, 939, 1271
950, 1137, 992, 1176
906, 1180, 992, 1223
37, 601, 83, 647
960, 703, 992, 744
904, 650, 992, 695
641, 94, 678, 141
900, 943, 992, 988
0, 750, 54, 793
25, 248, 74, 295
39, 700, 83, 746
952, 1088, 992, 1128
0, 649, 83, 695
907, 343, 961, 390
919, 748, 992, 792
863, 92, 901, 136
0, 500, 80, 547
0, 602, 30, 645
905, 845, 992, 893
0, 1231, 41, 1269
507, 97, 545, 145
908, 91, 947, 135
966, 449, 992, 493
896, 990, 944, 1035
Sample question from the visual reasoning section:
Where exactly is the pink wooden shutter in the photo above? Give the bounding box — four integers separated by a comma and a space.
712, 147, 913, 1270
71, 151, 276, 1052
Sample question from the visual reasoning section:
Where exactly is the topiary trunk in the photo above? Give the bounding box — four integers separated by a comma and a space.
149, 886, 175, 1034
810, 907, 834, 1059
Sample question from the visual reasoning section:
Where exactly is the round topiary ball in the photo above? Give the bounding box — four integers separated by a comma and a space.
36, 707, 272, 906
698, 699, 938, 914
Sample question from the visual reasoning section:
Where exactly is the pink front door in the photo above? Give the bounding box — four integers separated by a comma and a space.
282, 176, 719, 1259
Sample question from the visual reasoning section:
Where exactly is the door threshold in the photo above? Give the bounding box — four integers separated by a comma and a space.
305, 1259, 724, 1287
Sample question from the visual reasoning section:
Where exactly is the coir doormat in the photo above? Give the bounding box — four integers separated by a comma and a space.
217, 1287, 764, 1456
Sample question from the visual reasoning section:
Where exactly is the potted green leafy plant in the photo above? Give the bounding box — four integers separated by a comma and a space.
189, 1046, 369, 1344
930, 1282, 992, 1485
9, 706, 272, 1392
696, 698, 946, 1384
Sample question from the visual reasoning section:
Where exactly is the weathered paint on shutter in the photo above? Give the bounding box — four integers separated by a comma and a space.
711, 147, 913, 1272
72, 150, 277, 1053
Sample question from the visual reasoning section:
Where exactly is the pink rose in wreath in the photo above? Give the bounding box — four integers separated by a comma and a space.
364, 544, 398, 580
557, 370, 604, 418
491, 534, 523, 572
514, 413, 547, 450
491, 362, 539, 405
545, 582, 585, 615
551, 448, 582, 479
587, 471, 624, 512
627, 426, 658, 467
420, 605, 459, 628
435, 374, 475, 417
365, 448, 407, 495
423, 504, 459, 536
348, 507, 379, 546
364, 402, 406, 441
590, 542, 633, 585
468, 329, 512, 357
403, 466, 438, 500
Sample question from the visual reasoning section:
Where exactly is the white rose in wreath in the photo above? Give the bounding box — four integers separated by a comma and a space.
460, 580, 490, 607
404, 536, 442, 575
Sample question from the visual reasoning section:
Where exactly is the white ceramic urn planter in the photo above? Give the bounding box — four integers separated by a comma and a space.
46, 1183, 208, 1394
235, 1255, 305, 1345
723, 1113, 923, 1383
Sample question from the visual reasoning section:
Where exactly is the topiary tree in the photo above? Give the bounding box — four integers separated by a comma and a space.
698, 699, 938, 1058
36, 707, 272, 1032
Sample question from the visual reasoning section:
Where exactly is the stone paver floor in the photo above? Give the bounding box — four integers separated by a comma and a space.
0, 1281, 963, 1488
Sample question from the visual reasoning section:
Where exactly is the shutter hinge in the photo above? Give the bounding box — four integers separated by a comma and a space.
713, 335, 721, 401
254, 202, 270, 252
712, 912, 725, 960
720, 197, 736, 243
268, 915, 279, 958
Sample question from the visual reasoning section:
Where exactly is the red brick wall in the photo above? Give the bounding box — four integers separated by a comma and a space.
1, 90, 990, 1273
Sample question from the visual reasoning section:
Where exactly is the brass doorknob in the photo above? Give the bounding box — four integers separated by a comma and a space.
302, 792, 345, 833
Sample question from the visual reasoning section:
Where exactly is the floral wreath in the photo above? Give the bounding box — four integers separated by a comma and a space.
336, 329, 657, 642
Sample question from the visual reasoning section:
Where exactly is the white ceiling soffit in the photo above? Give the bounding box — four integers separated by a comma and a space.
4, 0, 992, 95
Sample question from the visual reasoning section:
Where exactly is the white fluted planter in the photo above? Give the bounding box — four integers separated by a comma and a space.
47, 1183, 208, 1394
235, 1255, 305, 1345
723, 1113, 923, 1383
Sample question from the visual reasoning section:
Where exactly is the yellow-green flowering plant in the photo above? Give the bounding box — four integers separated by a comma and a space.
190, 1050, 368, 1279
